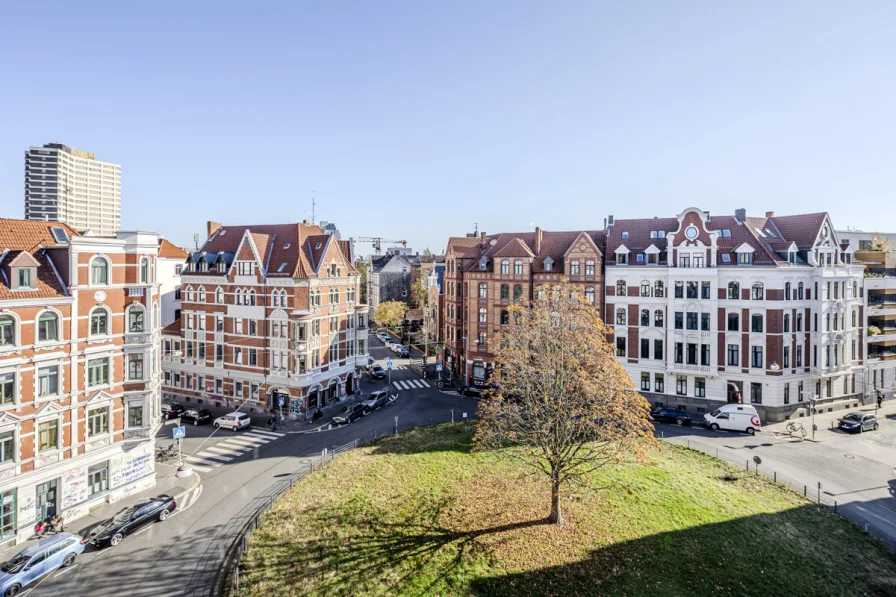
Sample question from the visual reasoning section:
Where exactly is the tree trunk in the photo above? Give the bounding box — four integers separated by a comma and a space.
548, 475, 564, 525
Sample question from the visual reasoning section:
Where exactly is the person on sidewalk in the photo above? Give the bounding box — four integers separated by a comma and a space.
49, 514, 64, 533
34, 520, 48, 538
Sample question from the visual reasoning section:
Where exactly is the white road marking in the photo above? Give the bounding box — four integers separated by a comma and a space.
246, 429, 285, 438
54, 563, 79, 577
205, 445, 246, 457
185, 455, 222, 467
242, 432, 276, 441
196, 451, 232, 462
394, 381, 409, 390
419, 379, 431, 387
223, 437, 266, 447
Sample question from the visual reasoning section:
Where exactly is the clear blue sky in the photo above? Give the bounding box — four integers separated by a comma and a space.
2, 1, 895, 254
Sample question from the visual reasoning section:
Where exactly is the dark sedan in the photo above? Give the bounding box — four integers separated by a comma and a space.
838, 413, 879, 433
370, 365, 387, 380
650, 408, 692, 426
87, 495, 177, 548
180, 408, 212, 426
459, 384, 495, 398
332, 404, 367, 425
161, 402, 186, 419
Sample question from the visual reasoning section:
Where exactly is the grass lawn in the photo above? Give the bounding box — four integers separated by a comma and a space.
237, 423, 896, 596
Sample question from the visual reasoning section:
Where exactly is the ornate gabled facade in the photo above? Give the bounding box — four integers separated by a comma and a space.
606, 207, 865, 422
0, 218, 162, 544
161, 221, 369, 418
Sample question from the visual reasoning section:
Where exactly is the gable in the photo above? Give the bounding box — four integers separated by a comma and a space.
563, 231, 602, 258
8, 252, 40, 268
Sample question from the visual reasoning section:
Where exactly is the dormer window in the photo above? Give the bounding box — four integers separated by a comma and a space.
17, 268, 31, 289
217, 260, 227, 273
237, 262, 255, 276
199, 261, 208, 272
617, 253, 628, 265
543, 257, 553, 272
479, 257, 487, 271
788, 251, 797, 264
621, 232, 630, 240
738, 253, 752, 265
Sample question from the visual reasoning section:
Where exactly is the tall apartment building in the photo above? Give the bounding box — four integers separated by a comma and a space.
25, 143, 122, 236
606, 207, 864, 422
0, 219, 162, 545
161, 221, 369, 418
443, 228, 605, 383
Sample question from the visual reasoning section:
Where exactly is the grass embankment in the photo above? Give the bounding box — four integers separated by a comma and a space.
238, 423, 896, 596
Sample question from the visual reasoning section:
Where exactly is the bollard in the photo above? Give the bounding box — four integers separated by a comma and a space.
661, 431, 664, 439
817, 482, 822, 506
834, 501, 838, 513
687, 439, 690, 449
865, 521, 870, 532
451, 409, 454, 423
746, 460, 749, 472
804, 485, 807, 497
774, 471, 777, 483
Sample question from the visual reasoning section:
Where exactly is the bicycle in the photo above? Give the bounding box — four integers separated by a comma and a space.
785, 421, 807, 438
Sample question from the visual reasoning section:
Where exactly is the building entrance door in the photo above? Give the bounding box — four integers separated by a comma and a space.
35, 479, 58, 521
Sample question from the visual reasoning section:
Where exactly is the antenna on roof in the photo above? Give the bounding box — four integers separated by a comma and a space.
311, 192, 316, 225
473, 222, 478, 236
193, 233, 199, 251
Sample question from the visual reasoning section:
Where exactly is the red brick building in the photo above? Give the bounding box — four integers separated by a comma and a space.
161, 221, 369, 418
0, 219, 162, 544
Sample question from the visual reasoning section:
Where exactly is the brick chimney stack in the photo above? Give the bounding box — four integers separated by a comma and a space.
207, 221, 222, 238
765, 211, 774, 218
535, 227, 543, 254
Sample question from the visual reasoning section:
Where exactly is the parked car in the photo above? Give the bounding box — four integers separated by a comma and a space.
361, 390, 391, 412
180, 408, 212, 426
161, 402, 186, 419
399, 346, 410, 358
332, 403, 367, 425
839, 413, 879, 433
370, 365, 387, 380
703, 404, 761, 435
459, 383, 494, 398
650, 408, 692, 426
380, 335, 391, 344
87, 495, 177, 548
364, 356, 376, 370
0, 533, 84, 596
214, 412, 251, 431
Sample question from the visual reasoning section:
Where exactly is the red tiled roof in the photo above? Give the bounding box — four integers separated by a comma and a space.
605, 217, 679, 264
447, 229, 605, 274
445, 236, 483, 258
493, 238, 535, 258
162, 318, 182, 335
158, 238, 189, 259
769, 213, 827, 250
0, 218, 77, 300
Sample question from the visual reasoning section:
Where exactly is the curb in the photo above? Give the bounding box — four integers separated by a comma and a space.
170, 468, 202, 502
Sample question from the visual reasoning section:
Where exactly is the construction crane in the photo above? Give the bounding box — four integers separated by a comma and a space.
351, 237, 408, 255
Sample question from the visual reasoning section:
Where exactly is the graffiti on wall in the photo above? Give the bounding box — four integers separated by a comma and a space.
61, 466, 88, 510
110, 446, 154, 489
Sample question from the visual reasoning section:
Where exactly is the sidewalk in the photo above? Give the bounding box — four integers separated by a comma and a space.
0, 463, 201, 562
764, 399, 896, 441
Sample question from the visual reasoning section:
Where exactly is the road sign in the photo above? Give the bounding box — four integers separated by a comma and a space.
436, 364, 442, 372
278, 395, 285, 407
387, 361, 393, 370
173, 426, 186, 439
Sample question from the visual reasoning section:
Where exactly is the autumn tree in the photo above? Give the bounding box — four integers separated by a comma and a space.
474, 282, 657, 525
870, 235, 894, 252
375, 300, 408, 329
411, 277, 429, 309
355, 260, 370, 303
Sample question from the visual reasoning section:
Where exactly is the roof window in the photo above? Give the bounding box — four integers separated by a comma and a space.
719, 229, 732, 238
721, 253, 731, 263
315, 243, 322, 250
649, 230, 665, 239
764, 229, 778, 239
754, 228, 767, 238
283, 243, 291, 249
50, 227, 68, 242
621, 231, 630, 240
278, 262, 289, 272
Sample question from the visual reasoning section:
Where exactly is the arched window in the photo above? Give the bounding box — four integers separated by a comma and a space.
513, 285, 523, 300
585, 287, 595, 304
640, 309, 649, 326
797, 313, 803, 332
198, 286, 206, 303
479, 283, 487, 299
514, 260, 523, 275
501, 260, 509, 275
784, 313, 790, 333
654, 281, 664, 297
727, 282, 739, 300
248, 289, 256, 306
0, 314, 15, 346
852, 310, 857, 328
185, 286, 195, 303
216, 287, 224, 304
617, 280, 626, 296
127, 305, 145, 333
281, 290, 289, 306
500, 310, 509, 325
272, 291, 279, 307
616, 308, 627, 325
500, 284, 509, 300
90, 307, 110, 336
90, 256, 110, 285
798, 282, 804, 300
479, 308, 487, 323
640, 281, 651, 297
751, 283, 764, 300
785, 282, 791, 300
585, 260, 595, 276
140, 257, 150, 284
654, 310, 664, 327
37, 311, 59, 342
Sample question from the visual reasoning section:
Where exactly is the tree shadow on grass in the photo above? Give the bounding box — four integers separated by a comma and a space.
241, 491, 549, 596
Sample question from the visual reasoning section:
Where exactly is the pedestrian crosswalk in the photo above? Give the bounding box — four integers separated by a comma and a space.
392, 379, 431, 391
185, 428, 285, 472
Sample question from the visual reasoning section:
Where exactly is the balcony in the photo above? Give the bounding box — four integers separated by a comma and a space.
668, 363, 715, 376
127, 287, 145, 296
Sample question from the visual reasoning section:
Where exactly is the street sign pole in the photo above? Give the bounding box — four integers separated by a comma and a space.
173, 425, 191, 478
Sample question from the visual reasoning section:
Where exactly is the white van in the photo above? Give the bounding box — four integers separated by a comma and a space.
703, 404, 761, 435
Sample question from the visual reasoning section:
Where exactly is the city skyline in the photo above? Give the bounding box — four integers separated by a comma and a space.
2, 3, 896, 251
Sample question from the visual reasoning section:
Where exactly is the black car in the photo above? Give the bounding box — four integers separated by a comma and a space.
332, 403, 367, 425
370, 365, 387, 380
399, 346, 410, 358
87, 495, 177, 548
161, 403, 186, 419
650, 408, 692, 426
180, 408, 212, 426
838, 413, 879, 433
459, 384, 494, 398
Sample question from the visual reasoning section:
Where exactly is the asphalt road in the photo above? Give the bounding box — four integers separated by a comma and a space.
25, 338, 476, 597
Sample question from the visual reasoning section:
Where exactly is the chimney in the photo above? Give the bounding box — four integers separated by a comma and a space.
608, 215, 614, 226
734, 208, 746, 222
207, 221, 221, 238
480, 232, 487, 240
302, 219, 310, 225
535, 227, 543, 254
465, 233, 474, 238
765, 211, 774, 218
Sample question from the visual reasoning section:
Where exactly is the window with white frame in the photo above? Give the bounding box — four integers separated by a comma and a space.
90, 257, 109, 285
0, 431, 13, 464
37, 365, 59, 397
140, 257, 150, 283
128, 354, 144, 380
0, 316, 14, 346
88, 357, 110, 387
90, 308, 110, 336
38, 419, 58, 451
0, 373, 13, 405
88, 406, 109, 436
128, 306, 145, 333
127, 402, 144, 428
37, 312, 59, 342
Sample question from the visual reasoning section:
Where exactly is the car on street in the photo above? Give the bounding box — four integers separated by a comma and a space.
838, 412, 879, 433
650, 408, 692, 426
332, 403, 367, 425
399, 346, 410, 358
361, 390, 391, 412
458, 383, 494, 398
369, 365, 387, 380
388, 342, 401, 352
180, 408, 213, 426
0, 533, 84, 596
214, 412, 251, 431
703, 404, 761, 435
364, 356, 376, 370
161, 402, 186, 419
87, 495, 177, 548
379, 334, 391, 344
